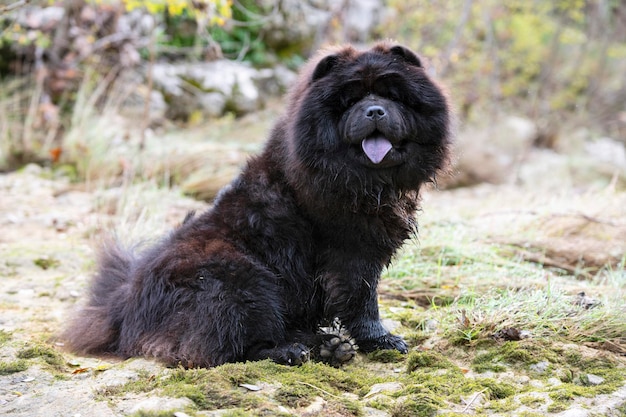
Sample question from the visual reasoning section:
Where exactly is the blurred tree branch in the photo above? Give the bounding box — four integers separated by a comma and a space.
440, 0, 473, 77
0, 0, 30, 15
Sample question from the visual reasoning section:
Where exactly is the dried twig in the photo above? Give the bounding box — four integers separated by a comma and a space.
0, 0, 30, 15
509, 246, 593, 279
139, 27, 156, 151
295, 381, 343, 400
440, 0, 473, 76
461, 388, 488, 413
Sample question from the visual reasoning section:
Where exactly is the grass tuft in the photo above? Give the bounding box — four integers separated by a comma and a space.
0, 359, 29, 375
17, 343, 65, 368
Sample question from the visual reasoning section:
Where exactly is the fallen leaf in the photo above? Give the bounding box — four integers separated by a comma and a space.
239, 383, 261, 391
49, 147, 62, 163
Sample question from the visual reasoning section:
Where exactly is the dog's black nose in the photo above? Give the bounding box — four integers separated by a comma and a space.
365, 105, 386, 120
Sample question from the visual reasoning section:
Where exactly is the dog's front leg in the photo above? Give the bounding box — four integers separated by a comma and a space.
319, 258, 408, 354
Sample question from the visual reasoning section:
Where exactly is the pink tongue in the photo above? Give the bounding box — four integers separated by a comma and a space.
362, 137, 393, 164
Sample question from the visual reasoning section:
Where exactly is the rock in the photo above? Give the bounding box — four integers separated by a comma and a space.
258, 0, 387, 50
129, 397, 194, 414
256, 65, 298, 96
441, 116, 624, 190
17, 6, 65, 30
260, 0, 331, 50
152, 60, 295, 121
343, 0, 391, 42
303, 396, 326, 414
444, 116, 537, 188
117, 9, 156, 38
363, 406, 391, 416
502, 116, 539, 151
460, 391, 487, 408
584, 137, 626, 169
424, 319, 439, 332
582, 374, 605, 386
548, 377, 563, 386
381, 318, 402, 333
364, 382, 404, 398
529, 361, 550, 374
94, 368, 140, 387
555, 407, 589, 417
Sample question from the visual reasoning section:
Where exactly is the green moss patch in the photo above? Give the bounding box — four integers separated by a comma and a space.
0, 330, 12, 345
33, 256, 60, 270
0, 359, 29, 375
472, 340, 559, 372
406, 351, 456, 372
367, 349, 406, 363
391, 393, 443, 417
17, 343, 65, 368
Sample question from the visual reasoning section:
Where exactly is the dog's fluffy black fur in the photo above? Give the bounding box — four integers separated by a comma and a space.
63, 42, 451, 367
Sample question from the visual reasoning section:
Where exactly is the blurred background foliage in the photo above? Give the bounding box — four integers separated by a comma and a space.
0, 0, 625, 181
387, 0, 626, 140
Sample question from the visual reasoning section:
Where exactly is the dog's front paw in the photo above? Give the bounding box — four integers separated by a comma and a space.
270, 343, 310, 366
357, 333, 408, 354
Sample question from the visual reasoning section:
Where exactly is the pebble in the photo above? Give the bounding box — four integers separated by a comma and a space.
584, 374, 605, 386
547, 377, 562, 386
129, 397, 194, 414
529, 361, 550, 374
555, 407, 589, 417
365, 382, 403, 398
302, 396, 326, 414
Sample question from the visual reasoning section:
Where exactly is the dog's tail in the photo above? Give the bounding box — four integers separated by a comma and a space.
62, 241, 133, 356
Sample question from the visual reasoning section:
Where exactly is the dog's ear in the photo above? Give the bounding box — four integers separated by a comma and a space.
312, 54, 339, 81
390, 45, 422, 68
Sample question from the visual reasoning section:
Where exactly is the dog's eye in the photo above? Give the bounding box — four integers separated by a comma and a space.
381, 87, 403, 103
342, 96, 360, 108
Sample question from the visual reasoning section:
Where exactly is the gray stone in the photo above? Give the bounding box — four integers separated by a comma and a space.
365, 382, 404, 398
555, 407, 589, 417
152, 60, 295, 121
258, 0, 386, 49
529, 360, 550, 374
343, 0, 390, 42
129, 397, 194, 414
584, 374, 605, 386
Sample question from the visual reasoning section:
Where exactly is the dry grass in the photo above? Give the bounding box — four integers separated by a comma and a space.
378, 183, 626, 354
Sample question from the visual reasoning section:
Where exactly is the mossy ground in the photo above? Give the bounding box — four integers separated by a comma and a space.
76, 336, 624, 416
0, 128, 625, 416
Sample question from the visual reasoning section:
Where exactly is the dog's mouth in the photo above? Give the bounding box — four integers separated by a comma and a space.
360, 134, 403, 168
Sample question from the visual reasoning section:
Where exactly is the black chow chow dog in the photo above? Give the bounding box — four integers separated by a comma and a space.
63, 42, 451, 368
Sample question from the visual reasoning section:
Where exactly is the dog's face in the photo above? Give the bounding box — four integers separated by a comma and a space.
288, 43, 451, 191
